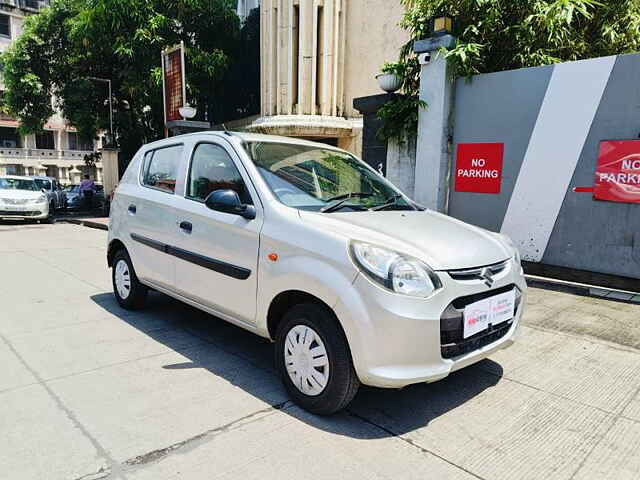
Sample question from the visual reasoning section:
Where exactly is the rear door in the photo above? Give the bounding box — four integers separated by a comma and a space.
126, 143, 184, 291
171, 140, 263, 325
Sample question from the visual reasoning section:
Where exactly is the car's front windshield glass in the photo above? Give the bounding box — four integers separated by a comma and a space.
244, 142, 415, 212
34, 179, 52, 191
0, 178, 38, 191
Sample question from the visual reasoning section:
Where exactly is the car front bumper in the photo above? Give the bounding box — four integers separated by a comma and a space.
334, 259, 526, 389
0, 204, 49, 220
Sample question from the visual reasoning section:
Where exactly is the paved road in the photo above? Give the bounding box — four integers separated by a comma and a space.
1, 222, 640, 480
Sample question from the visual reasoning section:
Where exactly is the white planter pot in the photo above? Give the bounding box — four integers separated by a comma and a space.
375, 73, 402, 93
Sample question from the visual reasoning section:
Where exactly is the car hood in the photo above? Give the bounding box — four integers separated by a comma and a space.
0, 189, 43, 200
299, 210, 512, 270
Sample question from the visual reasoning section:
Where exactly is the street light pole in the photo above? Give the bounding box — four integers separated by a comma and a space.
88, 76, 113, 146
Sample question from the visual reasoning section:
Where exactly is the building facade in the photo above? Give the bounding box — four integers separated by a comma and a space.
246, 0, 408, 155
0, 0, 102, 185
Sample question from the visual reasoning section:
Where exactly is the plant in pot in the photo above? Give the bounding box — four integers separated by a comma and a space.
375, 62, 404, 93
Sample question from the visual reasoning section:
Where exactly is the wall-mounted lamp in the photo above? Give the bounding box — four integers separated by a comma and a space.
429, 15, 453, 37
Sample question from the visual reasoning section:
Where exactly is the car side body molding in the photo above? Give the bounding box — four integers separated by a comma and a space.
130, 232, 251, 280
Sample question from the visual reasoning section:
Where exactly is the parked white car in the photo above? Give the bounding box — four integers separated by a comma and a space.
108, 132, 526, 414
0, 175, 52, 222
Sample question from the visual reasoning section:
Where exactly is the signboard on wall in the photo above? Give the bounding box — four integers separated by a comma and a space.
454, 143, 504, 194
593, 140, 640, 204
161, 42, 186, 124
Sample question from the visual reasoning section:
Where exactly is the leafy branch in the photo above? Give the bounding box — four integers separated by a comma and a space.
378, 0, 640, 141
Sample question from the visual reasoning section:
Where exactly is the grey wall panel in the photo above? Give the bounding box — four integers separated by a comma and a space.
543, 53, 640, 277
449, 65, 553, 232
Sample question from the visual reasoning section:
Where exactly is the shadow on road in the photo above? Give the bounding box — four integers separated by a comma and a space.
91, 290, 503, 439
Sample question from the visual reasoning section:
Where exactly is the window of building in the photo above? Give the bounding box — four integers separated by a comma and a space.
35, 131, 55, 150
141, 144, 183, 194
68, 132, 93, 151
187, 143, 252, 204
0, 14, 10, 38
0, 127, 21, 148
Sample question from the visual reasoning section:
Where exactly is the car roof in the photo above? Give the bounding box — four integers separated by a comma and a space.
141, 131, 349, 153
31, 176, 55, 180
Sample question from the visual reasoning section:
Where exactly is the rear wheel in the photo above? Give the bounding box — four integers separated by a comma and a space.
275, 303, 359, 415
112, 249, 148, 310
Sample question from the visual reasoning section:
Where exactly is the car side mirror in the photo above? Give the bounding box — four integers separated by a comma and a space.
204, 189, 256, 220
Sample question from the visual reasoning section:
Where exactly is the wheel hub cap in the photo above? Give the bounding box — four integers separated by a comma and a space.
115, 259, 131, 300
284, 325, 329, 396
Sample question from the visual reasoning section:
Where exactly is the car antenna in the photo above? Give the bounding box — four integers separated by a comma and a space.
222, 124, 232, 136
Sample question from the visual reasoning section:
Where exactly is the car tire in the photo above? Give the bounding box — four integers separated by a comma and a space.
43, 203, 56, 224
275, 303, 360, 415
112, 249, 148, 310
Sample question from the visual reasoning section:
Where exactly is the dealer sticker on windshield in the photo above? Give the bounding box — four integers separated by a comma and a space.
463, 289, 515, 339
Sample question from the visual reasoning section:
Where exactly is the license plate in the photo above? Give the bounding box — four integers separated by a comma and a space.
463, 289, 515, 339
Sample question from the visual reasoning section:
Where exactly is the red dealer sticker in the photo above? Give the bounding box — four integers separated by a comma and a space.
594, 140, 640, 204
455, 143, 504, 194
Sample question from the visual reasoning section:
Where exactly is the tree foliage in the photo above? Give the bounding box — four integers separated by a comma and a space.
379, 0, 640, 140
1, 0, 260, 161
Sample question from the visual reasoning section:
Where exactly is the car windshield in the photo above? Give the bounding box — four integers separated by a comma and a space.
66, 185, 80, 193
0, 178, 38, 191
244, 142, 415, 212
34, 179, 52, 191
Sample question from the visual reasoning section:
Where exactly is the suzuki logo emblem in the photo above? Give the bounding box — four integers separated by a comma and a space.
480, 267, 495, 287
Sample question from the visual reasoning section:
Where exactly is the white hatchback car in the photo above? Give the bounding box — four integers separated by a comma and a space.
108, 132, 526, 414
0, 175, 52, 222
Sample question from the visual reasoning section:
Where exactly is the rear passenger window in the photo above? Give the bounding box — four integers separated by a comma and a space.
187, 143, 252, 204
142, 145, 183, 193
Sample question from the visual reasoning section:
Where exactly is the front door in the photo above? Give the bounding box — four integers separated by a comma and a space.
172, 140, 262, 325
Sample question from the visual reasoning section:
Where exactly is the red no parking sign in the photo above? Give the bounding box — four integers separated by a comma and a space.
455, 143, 504, 194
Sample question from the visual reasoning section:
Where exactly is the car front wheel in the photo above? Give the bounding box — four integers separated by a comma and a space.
112, 249, 148, 310
275, 303, 359, 415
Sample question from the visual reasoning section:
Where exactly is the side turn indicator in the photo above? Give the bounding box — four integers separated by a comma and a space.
268, 253, 279, 262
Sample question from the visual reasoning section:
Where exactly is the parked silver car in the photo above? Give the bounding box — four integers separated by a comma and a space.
32, 176, 67, 212
107, 132, 526, 414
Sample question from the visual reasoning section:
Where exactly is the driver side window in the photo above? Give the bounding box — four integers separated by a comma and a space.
187, 143, 252, 205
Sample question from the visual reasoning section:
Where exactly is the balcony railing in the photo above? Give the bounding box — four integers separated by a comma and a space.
0, 147, 95, 162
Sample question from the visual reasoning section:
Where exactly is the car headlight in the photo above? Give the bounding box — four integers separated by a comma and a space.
350, 241, 442, 298
31, 195, 47, 204
498, 234, 521, 265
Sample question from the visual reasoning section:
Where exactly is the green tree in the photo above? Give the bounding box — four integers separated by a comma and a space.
1, 0, 258, 162
380, 0, 640, 140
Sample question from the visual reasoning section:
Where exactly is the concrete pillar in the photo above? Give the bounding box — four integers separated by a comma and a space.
298, 0, 314, 115
353, 93, 395, 175
386, 136, 416, 198
100, 148, 120, 198
413, 35, 457, 212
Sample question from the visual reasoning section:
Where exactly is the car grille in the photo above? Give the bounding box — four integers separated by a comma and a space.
440, 284, 521, 359
0, 210, 41, 217
447, 260, 509, 282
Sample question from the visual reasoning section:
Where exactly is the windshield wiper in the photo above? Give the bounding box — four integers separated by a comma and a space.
321, 192, 374, 213
369, 194, 410, 211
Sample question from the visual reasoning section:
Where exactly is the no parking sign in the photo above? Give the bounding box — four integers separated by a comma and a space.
455, 143, 504, 194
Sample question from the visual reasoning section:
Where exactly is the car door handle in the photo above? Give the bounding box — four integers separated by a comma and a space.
128, 204, 137, 215
179, 221, 192, 233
